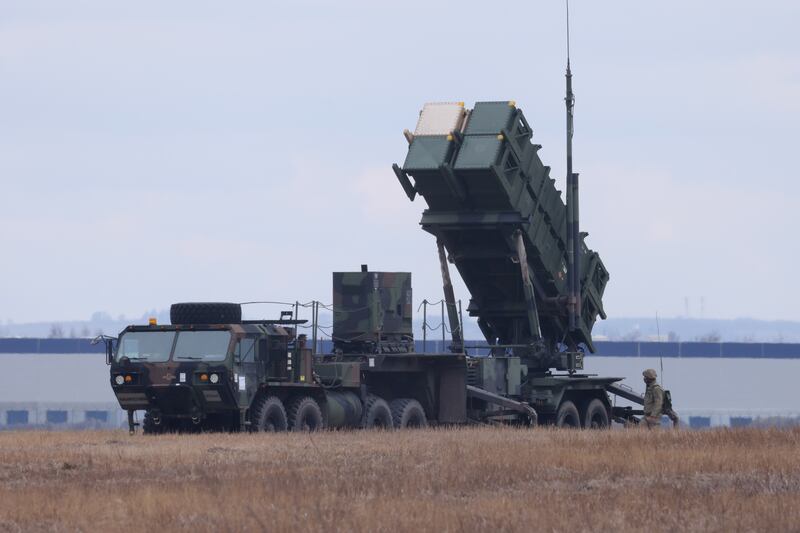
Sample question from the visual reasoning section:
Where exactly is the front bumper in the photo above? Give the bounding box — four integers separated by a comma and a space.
112, 383, 237, 417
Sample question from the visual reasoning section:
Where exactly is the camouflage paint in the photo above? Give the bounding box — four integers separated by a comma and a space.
396, 101, 609, 371
110, 322, 295, 424
332, 270, 413, 354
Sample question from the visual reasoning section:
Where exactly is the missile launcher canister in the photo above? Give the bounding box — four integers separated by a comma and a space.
394, 101, 609, 371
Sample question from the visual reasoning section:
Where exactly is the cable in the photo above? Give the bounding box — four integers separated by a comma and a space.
417, 299, 444, 311
238, 300, 296, 306
239, 300, 317, 309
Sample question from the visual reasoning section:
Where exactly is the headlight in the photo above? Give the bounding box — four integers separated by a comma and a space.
209, 373, 219, 384
114, 375, 124, 385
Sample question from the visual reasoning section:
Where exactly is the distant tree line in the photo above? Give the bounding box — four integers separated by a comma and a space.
48, 324, 100, 338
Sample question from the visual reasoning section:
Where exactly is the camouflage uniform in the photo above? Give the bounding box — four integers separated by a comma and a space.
642, 369, 679, 428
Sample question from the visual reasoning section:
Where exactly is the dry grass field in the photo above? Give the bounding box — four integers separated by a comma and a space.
0, 427, 798, 532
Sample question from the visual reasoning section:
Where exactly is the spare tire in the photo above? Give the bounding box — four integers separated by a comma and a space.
170, 302, 242, 325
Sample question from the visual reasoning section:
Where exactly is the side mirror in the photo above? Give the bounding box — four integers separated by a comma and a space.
92, 335, 116, 365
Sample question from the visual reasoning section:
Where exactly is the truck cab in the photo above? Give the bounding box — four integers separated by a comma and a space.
108, 289, 472, 434
110, 317, 302, 433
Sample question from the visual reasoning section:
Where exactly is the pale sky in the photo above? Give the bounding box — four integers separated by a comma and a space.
1, 1, 798, 324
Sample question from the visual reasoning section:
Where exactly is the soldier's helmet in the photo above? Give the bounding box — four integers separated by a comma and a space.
642, 368, 658, 380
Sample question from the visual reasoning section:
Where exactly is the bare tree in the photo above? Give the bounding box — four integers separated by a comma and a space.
696, 330, 721, 342
621, 329, 641, 342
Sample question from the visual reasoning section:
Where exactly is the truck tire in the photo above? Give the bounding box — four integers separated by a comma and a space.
582, 398, 610, 429
362, 395, 394, 429
518, 410, 538, 428
143, 411, 165, 435
252, 396, 288, 432
170, 302, 242, 325
555, 400, 581, 428
390, 398, 427, 429
287, 396, 324, 432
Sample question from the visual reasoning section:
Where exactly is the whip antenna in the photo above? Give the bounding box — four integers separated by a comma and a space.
565, 0, 580, 335
656, 312, 664, 385
566, 0, 571, 66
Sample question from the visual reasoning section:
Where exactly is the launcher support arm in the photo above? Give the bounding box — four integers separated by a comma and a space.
514, 230, 543, 340
436, 239, 463, 352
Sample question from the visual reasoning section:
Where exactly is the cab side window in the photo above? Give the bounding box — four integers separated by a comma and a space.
236, 338, 256, 363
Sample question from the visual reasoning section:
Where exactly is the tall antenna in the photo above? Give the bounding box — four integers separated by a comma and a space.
656, 312, 664, 385
565, 0, 580, 334
566, 0, 571, 65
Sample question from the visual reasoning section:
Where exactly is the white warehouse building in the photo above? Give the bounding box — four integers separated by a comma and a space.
0, 339, 798, 429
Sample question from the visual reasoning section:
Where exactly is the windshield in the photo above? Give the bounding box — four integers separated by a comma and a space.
117, 331, 175, 362
173, 331, 232, 361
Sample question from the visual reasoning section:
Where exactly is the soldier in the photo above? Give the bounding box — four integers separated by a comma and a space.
642, 368, 679, 428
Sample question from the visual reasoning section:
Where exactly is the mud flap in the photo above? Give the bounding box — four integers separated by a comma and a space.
437, 363, 467, 423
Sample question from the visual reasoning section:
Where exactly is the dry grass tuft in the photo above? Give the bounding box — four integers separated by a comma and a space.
0, 427, 798, 532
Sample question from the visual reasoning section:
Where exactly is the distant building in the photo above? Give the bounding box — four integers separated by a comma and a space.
0, 339, 798, 429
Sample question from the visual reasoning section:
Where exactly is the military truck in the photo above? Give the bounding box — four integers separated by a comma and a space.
107, 270, 477, 434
